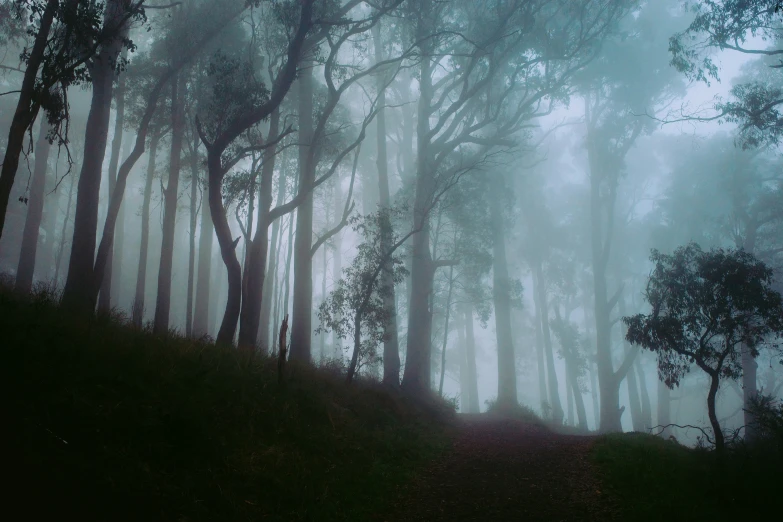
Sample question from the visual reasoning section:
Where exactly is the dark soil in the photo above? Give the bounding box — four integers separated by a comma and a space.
383, 414, 618, 522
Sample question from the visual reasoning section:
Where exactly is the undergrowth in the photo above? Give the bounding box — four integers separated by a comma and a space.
593, 432, 781, 522
2, 285, 452, 521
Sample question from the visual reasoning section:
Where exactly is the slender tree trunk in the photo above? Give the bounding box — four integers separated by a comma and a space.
566, 364, 575, 426
568, 353, 588, 430
290, 65, 315, 362
319, 241, 328, 362
282, 209, 295, 330
239, 109, 281, 351
707, 373, 725, 453
132, 131, 160, 327
372, 20, 401, 387
98, 63, 127, 313
39, 153, 63, 281
54, 170, 77, 284
0, 0, 56, 240
438, 264, 455, 396
15, 121, 52, 293
534, 306, 548, 414
533, 258, 563, 423
193, 164, 214, 337
62, 3, 128, 313
636, 358, 653, 430
463, 302, 480, 413
112, 133, 131, 308
620, 295, 643, 431
657, 378, 671, 438
490, 176, 517, 407
456, 306, 469, 411
153, 75, 186, 334
401, 40, 435, 396
331, 196, 343, 359
185, 135, 200, 337
259, 149, 287, 350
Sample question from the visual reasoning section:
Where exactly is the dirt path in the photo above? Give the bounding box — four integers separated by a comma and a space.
384, 415, 617, 522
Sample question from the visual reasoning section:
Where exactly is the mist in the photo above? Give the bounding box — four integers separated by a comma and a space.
3, 1, 783, 519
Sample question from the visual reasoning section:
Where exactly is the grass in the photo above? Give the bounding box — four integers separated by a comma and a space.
593, 432, 781, 522
2, 284, 452, 521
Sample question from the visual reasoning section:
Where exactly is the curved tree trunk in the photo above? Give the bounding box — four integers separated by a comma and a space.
15, 122, 52, 293
0, 0, 56, 240
98, 62, 127, 313
707, 373, 725, 453
132, 131, 160, 327
192, 162, 214, 337
238, 109, 281, 351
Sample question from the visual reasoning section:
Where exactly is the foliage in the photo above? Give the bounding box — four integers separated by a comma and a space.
1, 284, 450, 521
669, 0, 783, 148
593, 432, 782, 522
747, 393, 783, 452
317, 207, 409, 374
624, 243, 783, 389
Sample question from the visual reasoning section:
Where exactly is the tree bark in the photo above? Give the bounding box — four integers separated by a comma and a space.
636, 358, 653, 430
533, 257, 563, 423
534, 307, 548, 414
54, 169, 77, 284
707, 373, 725, 453
258, 149, 288, 350
185, 133, 200, 337
490, 176, 517, 407
192, 168, 214, 337
438, 264, 455, 396
62, 1, 128, 313
98, 66, 127, 314
289, 65, 315, 362
657, 378, 671, 438
238, 109, 281, 351
0, 0, 56, 240
373, 20, 401, 387
463, 302, 480, 413
15, 121, 52, 293
153, 74, 186, 334
39, 152, 63, 281
401, 39, 435, 397
132, 131, 160, 327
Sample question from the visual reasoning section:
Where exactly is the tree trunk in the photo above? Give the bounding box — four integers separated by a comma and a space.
533, 258, 563, 423
566, 364, 575, 426
456, 306, 469, 411
111, 133, 131, 309
0, 0, 56, 240
331, 181, 343, 359
185, 135, 200, 337
39, 153, 63, 281
98, 64, 127, 313
657, 378, 671, 438
192, 159, 214, 337
463, 302, 480, 413
282, 209, 295, 331
132, 131, 160, 327
401, 42, 435, 397
15, 121, 52, 293
707, 373, 725, 453
373, 19, 401, 387
289, 65, 315, 362
153, 75, 186, 334
438, 264, 455, 396
54, 170, 77, 284
319, 240, 328, 362
62, 2, 127, 313
534, 307, 548, 414
742, 346, 759, 444
568, 353, 588, 430
490, 176, 517, 407
238, 109, 281, 351
259, 149, 288, 350
61, 67, 115, 311
636, 358, 653, 431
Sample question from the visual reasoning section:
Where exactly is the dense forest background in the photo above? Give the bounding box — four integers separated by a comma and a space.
2, 0, 783, 449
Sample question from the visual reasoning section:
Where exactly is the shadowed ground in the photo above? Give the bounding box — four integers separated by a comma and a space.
383, 415, 618, 522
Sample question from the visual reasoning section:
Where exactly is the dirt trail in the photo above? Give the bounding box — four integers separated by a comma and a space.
385, 415, 617, 522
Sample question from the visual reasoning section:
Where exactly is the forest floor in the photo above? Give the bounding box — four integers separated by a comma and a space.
383, 415, 617, 522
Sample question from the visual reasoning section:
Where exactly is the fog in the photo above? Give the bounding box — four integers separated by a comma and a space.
2, 0, 783, 448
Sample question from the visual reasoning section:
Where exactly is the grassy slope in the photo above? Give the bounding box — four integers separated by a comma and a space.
3, 289, 451, 521
593, 432, 780, 522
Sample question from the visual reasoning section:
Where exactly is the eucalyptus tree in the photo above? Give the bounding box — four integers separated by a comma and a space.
0, 0, 146, 241
62, 0, 249, 314
669, 0, 783, 148
400, 0, 635, 398
580, 0, 685, 432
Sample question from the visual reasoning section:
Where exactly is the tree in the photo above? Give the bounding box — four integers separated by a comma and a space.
668, 0, 783, 148
317, 207, 409, 383
624, 243, 783, 452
